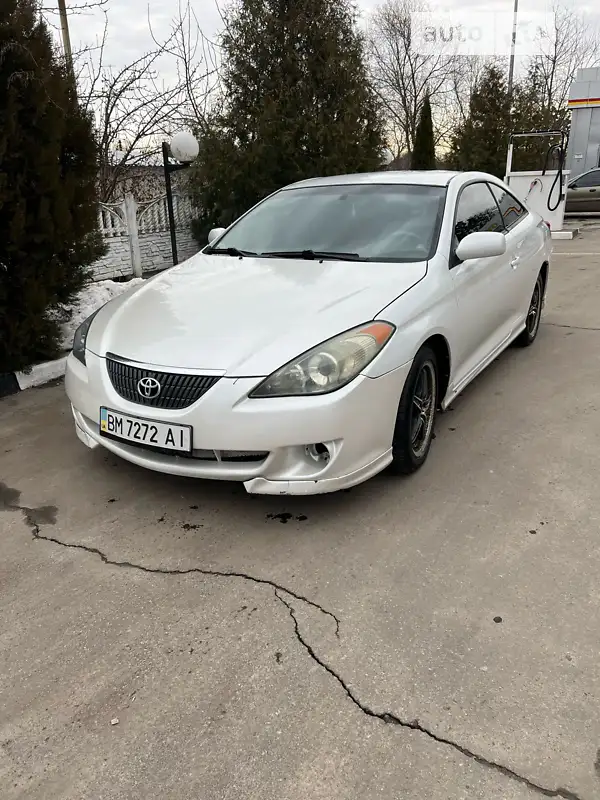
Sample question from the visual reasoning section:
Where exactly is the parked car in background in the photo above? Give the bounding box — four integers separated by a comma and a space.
566, 167, 600, 212
65, 170, 551, 495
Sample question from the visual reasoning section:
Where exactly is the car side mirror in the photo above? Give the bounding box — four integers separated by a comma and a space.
207, 227, 226, 244
455, 231, 506, 262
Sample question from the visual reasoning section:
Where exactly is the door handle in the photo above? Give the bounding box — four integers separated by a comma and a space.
590, 188, 597, 193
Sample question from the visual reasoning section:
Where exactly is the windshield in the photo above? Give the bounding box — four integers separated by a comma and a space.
210, 183, 446, 262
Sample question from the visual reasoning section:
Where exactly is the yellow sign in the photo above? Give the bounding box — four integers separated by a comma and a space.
568, 97, 600, 108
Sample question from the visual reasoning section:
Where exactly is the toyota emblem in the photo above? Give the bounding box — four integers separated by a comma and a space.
137, 376, 161, 399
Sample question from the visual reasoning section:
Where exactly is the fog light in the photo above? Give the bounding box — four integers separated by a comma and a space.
305, 443, 330, 464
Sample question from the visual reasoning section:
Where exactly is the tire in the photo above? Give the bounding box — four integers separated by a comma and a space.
388, 345, 438, 475
515, 271, 544, 348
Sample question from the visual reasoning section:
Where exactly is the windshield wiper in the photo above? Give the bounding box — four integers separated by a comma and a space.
261, 249, 363, 261
205, 246, 256, 257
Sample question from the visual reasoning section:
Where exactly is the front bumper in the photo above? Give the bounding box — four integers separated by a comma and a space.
65, 352, 411, 495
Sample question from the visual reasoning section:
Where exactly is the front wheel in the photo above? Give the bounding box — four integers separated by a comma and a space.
515, 271, 544, 347
388, 346, 438, 475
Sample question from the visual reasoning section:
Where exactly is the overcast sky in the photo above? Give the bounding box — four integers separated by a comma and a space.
56, 0, 597, 74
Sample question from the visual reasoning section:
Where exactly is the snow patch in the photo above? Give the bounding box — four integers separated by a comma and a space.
16, 357, 68, 390
60, 278, 144, 350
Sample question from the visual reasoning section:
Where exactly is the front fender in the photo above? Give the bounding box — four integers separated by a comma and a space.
363, 268, 456, 379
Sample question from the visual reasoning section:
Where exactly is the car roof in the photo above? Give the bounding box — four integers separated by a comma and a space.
285, 170, 497, 189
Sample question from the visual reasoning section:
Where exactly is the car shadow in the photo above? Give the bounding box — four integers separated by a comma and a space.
86, 329, 549, 530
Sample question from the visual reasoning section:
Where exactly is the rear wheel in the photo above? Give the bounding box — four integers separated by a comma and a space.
389, 346, 438, 475
515, 271, 544, 347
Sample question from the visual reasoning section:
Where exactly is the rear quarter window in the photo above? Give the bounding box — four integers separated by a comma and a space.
489, 184, 528, 230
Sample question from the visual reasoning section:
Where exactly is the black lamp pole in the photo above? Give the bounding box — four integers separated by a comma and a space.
162, 141, 192, 266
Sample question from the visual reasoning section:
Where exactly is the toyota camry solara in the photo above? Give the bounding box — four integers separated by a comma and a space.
65, 170, 551, 495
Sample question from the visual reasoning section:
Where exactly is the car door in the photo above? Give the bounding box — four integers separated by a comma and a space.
567, 169, 600, 212
488, 182, 541, 330
449, 181, 513, 392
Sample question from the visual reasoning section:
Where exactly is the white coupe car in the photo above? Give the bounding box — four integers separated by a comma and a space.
66, 170, 551, 495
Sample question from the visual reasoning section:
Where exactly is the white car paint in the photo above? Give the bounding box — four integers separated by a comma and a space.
65, 170, 551, 495
85, 256, 428, 374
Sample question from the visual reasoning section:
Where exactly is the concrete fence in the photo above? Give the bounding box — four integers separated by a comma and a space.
92, 193, 200, 281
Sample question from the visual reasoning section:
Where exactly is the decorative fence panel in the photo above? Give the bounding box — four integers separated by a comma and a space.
92, 193, 200, 281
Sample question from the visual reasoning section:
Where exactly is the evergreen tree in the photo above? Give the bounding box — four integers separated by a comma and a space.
0, 0, 104, 372
190, 0, 385, 243
510, 61, 570, 172
411, 94, 435, 170
449, 65, 511, 178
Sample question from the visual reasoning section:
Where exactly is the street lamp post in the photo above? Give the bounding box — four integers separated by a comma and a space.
507, 0, 519, 95
57, 0, 76, 87
161, 132, 199, 265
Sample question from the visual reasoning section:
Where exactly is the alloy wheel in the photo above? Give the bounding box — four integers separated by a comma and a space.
410, 361, 437, 459
527, 276, 543, 338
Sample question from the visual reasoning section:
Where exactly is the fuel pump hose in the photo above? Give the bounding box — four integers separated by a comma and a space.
543, 143, 566, 213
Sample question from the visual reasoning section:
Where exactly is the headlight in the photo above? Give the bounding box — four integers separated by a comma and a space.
72, 309, 101, 365
250, 321, 395, 398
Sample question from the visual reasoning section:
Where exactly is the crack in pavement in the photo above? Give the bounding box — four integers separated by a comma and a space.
31, 527, 340, 637
542, 323, 600, 332
2, 482, 585, 800
0, 485, 339, 636
274, 590, 586, 800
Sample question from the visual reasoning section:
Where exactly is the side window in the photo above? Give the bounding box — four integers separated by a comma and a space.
575, 170, 600, 188
454, 183, 505, 243
488, 184, 527, 229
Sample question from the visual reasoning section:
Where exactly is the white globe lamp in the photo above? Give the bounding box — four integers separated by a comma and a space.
169, 131, 199, 164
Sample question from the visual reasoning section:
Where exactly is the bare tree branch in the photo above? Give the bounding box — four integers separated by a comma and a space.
366, 0, 466, 155
148, 0, 221, 133
41, 0, 108, 13
70, 0, 220, 201
526, 2, 600, 120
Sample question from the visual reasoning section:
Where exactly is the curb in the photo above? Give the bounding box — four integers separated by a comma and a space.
551, 228, 579, 240
1, 355, 68, 399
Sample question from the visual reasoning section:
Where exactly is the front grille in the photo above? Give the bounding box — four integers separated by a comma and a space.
106, 355, 221, 410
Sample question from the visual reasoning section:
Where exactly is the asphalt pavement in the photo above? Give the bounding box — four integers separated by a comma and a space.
2, 230, 600, 800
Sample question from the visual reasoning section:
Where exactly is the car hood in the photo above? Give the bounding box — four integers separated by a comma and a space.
87, 253, 426, 375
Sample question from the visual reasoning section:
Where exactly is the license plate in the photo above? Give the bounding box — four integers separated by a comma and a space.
100, 408, 192, 453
